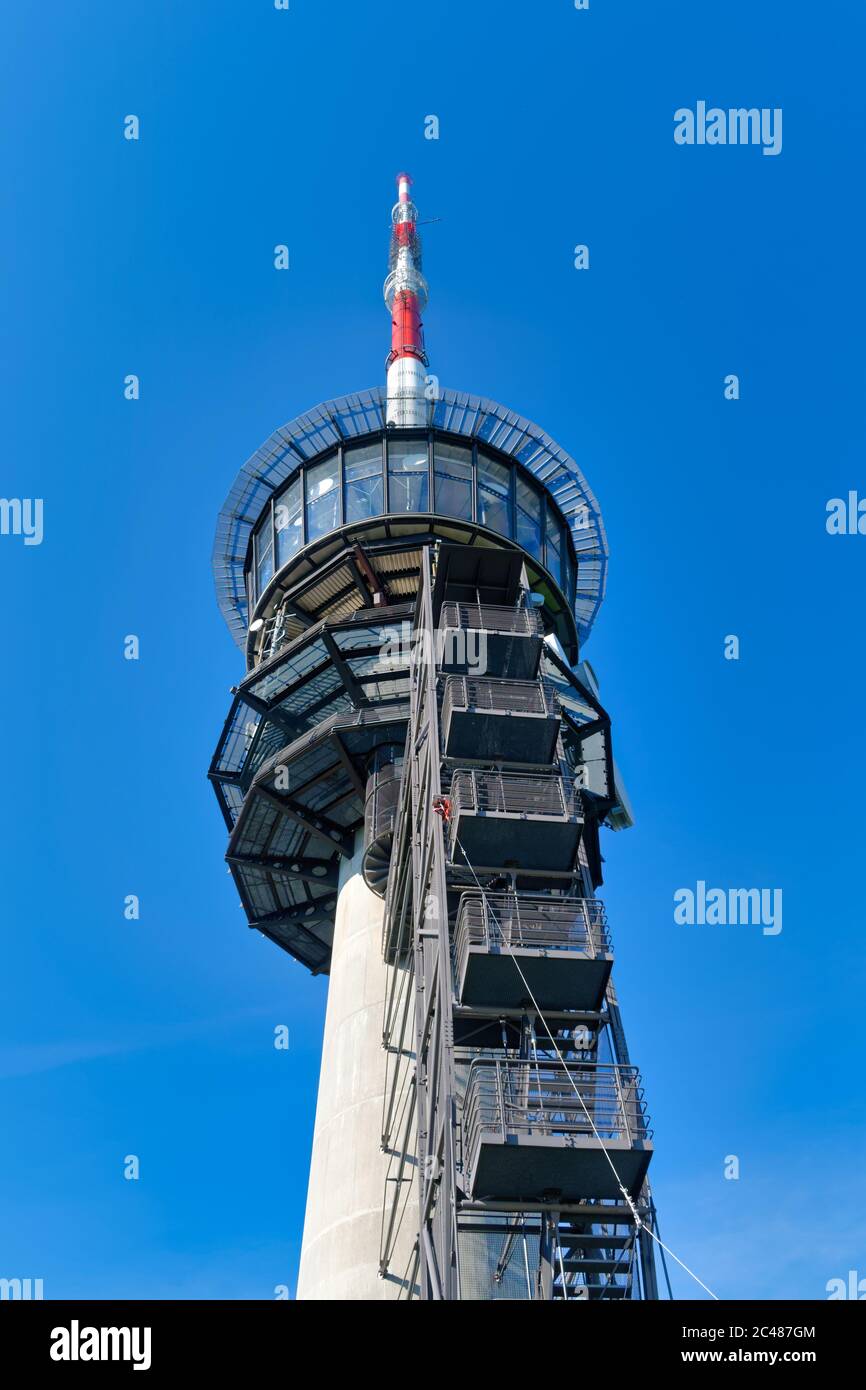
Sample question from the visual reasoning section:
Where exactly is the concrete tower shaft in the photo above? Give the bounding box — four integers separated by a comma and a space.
295, 843, 416, 1299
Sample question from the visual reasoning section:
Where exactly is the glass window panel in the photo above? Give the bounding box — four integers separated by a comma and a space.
274, 476, 303, 568
334, 622, 399, 652
278, 638, 330, 686
234, 800, 274, 857
516, 474, 543, 560
246, 638, 328, 702
277, 664, 342, 719
255, 515, 274, 594
387, 440, 429, 512
362, 676, 411, 701
297, 690, 353, 729
545, 506, 562, 585
216, 701, 262, 774
477, 452, 511, 535
264, 741, 337, 800
220, 780, 245, 825
561, 530, 574, 606
304, 776, 346, 813
344, 443, 384, 523
347, 651, 402, 677
305, 453, 341, 541
433, 442, 473, 520
328, 799, 364, 828
268, 821, 306, 859
243, 720, 290, 786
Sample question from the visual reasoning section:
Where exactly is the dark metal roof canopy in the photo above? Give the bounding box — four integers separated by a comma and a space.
209, 551, 615, 976
430, 543, 525, 620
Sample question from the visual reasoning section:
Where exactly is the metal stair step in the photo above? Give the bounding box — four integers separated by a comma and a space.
560, 1257, 629, 1275
555, 1282, 632, 1300
558, 1233, 634, 1251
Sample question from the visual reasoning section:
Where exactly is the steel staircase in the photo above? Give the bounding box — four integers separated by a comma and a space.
378, 543, 659, 1300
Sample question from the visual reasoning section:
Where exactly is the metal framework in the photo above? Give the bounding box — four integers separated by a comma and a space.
378, 548, 661, 1300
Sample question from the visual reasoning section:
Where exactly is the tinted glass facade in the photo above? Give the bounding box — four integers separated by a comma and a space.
248, 431, 578, 610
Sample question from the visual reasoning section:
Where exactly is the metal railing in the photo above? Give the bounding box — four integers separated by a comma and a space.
450, 770, 582, 821
462, 1060, 651, 1158
454, 892, 611, 973
260, 607, 293, 663
441, 675, 556, 723
439, 601, 542, 637
364, 755, 402, 844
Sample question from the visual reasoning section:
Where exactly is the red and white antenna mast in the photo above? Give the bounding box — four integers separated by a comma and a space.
384, 172, 429, 427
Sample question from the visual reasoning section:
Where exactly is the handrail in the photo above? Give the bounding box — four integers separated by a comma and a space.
450, 770, 583, 820
454, 891, 611, 963
441, 675, 557, 722
462, 1060, 651, 1164
439, 601, 542, 638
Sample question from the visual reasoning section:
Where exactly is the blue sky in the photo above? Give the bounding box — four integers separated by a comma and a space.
1, 0, 864, 1300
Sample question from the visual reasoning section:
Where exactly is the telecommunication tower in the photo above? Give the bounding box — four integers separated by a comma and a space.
209, 175, 659, 1301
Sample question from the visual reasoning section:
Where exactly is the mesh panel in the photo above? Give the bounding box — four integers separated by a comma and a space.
458, 1226, 538, 1301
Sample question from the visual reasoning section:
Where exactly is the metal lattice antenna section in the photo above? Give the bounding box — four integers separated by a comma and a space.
384, 173, 430, 427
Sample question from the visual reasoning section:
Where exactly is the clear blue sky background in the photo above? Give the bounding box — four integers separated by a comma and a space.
1, 0, 864, 1300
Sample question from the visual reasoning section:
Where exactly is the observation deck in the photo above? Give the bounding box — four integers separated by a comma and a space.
448, 770, 584, 877
441, 675, 560, 764
461, 1060, 653, 1203
209, 388, 614, 974
212, 387, 609, 668
438, 602, 543, 681
453, 891, 613, 1010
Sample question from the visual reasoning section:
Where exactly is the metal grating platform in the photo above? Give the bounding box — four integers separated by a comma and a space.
462, 1060, 653, 1203
453, 891, 613, 1011
449, 770, 583, 874
441, 676, 560, 764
